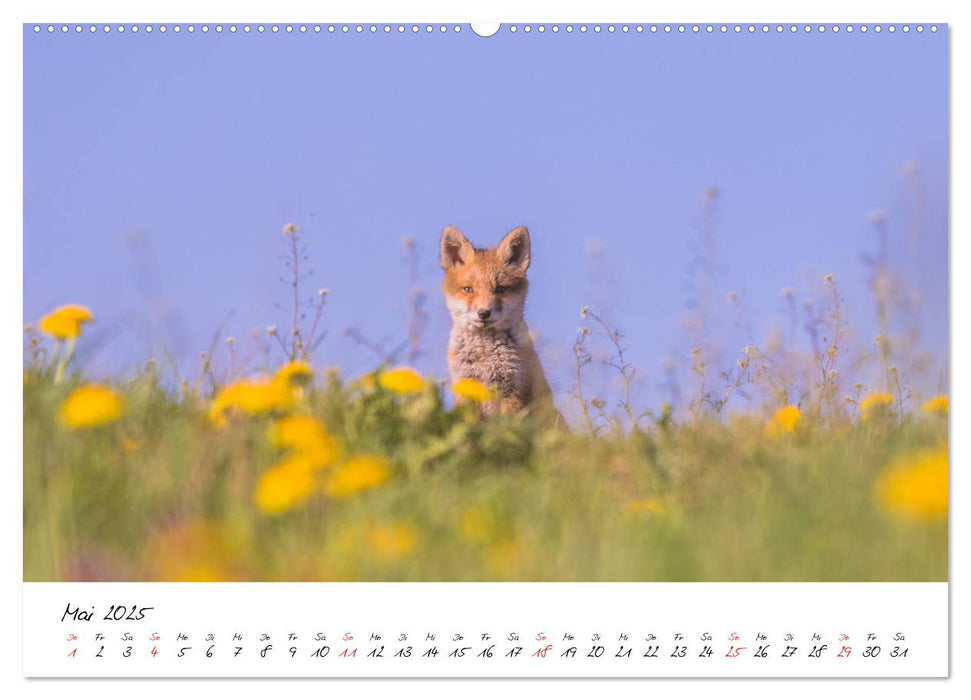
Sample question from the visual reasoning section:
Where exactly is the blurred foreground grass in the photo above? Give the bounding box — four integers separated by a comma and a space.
24, 363, 947, 582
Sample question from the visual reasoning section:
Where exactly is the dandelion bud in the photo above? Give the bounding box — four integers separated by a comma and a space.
728, 291, 739, 303
23, 324, 33, 333
827, 345, 838, 358
578, 327, 590, 336
591, 397, 606, 409
690, 348, 702, 357
226, 336, 235, 345
267, 325, 278, 337
580, 306, 589, 318
318, 288, 329, 297
781, 287, 793, 298
282, 223, 298, 236
824, 273, 834, 284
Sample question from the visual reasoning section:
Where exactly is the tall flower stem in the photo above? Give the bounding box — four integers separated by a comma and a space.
53, 337, 75, 385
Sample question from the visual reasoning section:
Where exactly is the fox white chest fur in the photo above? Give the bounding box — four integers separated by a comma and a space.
448, 322, 534, 412
440, 225, 555, 417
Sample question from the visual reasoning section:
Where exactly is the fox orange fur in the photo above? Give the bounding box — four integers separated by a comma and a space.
440, 225, 560, 423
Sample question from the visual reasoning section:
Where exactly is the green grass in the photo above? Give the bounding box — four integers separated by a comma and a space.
23, 366, 947, 582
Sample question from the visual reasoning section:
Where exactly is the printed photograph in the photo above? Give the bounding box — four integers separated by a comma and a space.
23, 24, 948, 582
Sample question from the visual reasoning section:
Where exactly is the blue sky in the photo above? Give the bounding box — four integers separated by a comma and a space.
24, 25, 948, 410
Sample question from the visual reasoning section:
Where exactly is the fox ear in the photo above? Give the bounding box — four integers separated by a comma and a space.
497, 226, 530, 272
440, 226, 474, 270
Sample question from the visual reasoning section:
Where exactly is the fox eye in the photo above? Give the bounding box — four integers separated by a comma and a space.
495, 285, 508, 294
462, 286, 473, 293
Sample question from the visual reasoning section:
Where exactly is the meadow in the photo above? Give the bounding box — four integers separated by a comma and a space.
23, 223, 948, 582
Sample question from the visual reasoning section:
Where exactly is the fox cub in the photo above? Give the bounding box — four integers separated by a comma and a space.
440, 225, 560, 422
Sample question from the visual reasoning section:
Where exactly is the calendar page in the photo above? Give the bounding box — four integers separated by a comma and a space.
20, 13, 949, 682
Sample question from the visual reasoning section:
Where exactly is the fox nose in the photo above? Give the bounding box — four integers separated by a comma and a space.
477, 309, 492, 320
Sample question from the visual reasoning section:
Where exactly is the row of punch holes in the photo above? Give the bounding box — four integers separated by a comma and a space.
33, 23, 940, 36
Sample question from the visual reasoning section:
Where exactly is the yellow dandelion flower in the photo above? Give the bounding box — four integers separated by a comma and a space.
209, 378, 295, 425
765, 404, 802, 435
922, 395, 948, 416
367, 522, 417, 561
59, 384, 123, 430
624, 497, 667, 518
266, 414, 339, 466
460, 505, 495, 543
378, 367, 424, 394
37, 304, 94, 340
860, 392, 895, 417
877, 446, 948, 522
254, 455, 317, 515
323, 454, 391, 498
274, 360, 314, 386
452, 378, 494, 403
